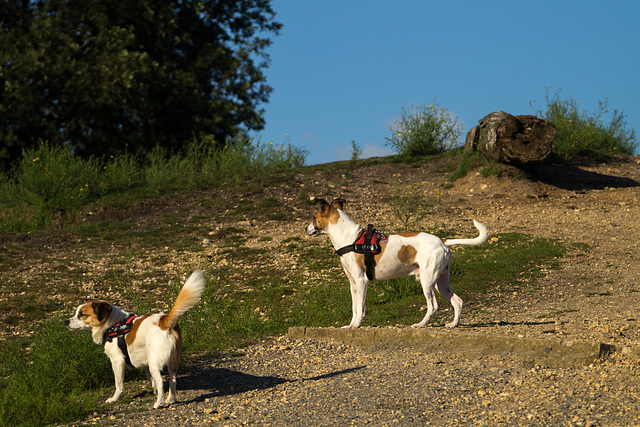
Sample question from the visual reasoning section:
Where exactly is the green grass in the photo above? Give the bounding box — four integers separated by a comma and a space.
0, 319, 115, 427
447, 151, 511, 182
451, 233, 565, 296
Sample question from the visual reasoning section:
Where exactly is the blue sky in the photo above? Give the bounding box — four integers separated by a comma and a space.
258, 1, 640, 165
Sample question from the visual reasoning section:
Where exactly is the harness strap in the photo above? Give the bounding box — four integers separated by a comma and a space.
335, 226, 379, 281
118, 335, 133, 367
335, 229, 364, 257
335, 245, 355, 257
364, 224, 375, 281
103, 314, 137, 367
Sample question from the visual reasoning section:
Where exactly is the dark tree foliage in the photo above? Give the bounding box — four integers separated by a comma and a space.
0, 0, 281, 172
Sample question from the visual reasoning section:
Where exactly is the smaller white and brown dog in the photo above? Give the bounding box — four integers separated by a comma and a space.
65, 270, 205, 408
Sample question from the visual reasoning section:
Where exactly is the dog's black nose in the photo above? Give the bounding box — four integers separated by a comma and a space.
64, 319, 70, 326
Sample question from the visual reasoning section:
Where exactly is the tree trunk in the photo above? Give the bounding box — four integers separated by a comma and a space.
464, 111, 556, 164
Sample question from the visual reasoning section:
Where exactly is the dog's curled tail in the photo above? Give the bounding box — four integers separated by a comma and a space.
444, 220, 489, 247
159, 271, 206, 330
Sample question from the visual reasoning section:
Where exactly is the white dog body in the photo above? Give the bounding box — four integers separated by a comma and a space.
306, 198, 488, 329
66, 271, 205, 408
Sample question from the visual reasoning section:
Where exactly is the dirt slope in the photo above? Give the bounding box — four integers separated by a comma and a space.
2, 155, 640, 346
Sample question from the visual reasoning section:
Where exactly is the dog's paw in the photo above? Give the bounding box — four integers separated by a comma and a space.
105, 397, 118, 404
341, 324, 360, 329
411, 322, 425, 328
153, 401, 165, 409
445, 321, 458, 328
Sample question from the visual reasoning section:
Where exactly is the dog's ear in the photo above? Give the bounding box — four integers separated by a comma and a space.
92, 301, 112, 322
315, 198, 332, 213
331, 198, 346, 211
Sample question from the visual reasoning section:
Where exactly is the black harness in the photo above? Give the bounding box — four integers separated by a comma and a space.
336, 224, 386, 280
103, 314, 138, 367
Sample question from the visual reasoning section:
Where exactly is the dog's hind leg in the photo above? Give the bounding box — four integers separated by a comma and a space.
435, 263, 463, 328
149, 364, 165, 409
411, 267, 439, 328
166, 349, 180, 405
144, 366, 158, 395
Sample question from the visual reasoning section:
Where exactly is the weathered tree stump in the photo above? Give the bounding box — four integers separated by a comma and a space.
464, 111, 556, 164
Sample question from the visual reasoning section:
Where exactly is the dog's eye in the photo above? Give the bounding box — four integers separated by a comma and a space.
78, 313, 87, 319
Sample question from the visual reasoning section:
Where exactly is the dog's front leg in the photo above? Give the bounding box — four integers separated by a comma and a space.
106, 358, 125, 404
344, 266, 367, 328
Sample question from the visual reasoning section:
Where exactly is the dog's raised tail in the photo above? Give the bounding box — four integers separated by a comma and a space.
159, 271, 205, 330
444, 220, 489, 247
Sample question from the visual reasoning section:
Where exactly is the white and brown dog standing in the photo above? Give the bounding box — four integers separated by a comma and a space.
65, 270, 205, 408
306, 198, 488, 329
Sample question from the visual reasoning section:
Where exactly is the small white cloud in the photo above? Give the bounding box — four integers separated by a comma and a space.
299, 131, 319, 145
363, 144, 394, 158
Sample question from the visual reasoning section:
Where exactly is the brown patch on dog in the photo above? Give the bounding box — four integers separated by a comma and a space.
397, 245, 418, 264
331, 198, 345, 210
314, 200, 341, 230
80, 301, 112, 327
327, 207, 341, 225
169, 325, 183, 370
125, 315, 149, 346
398, 232, 421, 238
158, 313, 171, 331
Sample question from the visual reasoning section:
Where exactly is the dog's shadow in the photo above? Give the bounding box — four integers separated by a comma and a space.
466, 320, 556, 328
171, 362, 364, 405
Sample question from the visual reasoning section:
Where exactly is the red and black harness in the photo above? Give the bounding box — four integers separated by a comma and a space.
103, 314, 138, 367
336, 224, 387, 280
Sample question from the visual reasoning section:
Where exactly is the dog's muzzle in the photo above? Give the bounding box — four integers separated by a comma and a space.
306, 223, 320, 236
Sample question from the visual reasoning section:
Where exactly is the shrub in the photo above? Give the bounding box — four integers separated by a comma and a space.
98, 152, 144, 195
6, 143, 99, 213
350, 140, 363, 163
391, 174, 442, 231
0, 135, 308, 231
386, 101, 462, 158
212, 136, 308, 186
531, 89, 637, 160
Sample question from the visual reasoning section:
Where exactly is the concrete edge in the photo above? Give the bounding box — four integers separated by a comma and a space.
288, 326, 640, 367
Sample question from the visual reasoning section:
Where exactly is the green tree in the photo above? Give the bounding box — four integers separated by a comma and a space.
0, 0, 281, 172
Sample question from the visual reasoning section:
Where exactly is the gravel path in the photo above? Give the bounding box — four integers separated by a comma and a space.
78, 335, 640, 426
